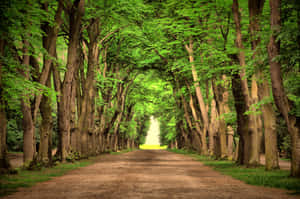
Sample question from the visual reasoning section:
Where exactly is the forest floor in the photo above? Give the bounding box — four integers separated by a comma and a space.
3, 150, 299, 199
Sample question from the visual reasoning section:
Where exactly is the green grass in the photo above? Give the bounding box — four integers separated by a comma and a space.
0, 157, 95, 197
169, 149, 300, 195
139, 144, 168, 150
280, 158, 291, 162
8, 151, 23, 154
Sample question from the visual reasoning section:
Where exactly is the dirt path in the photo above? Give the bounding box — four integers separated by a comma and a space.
8, 151, 292, 170
3, 150, 299, 199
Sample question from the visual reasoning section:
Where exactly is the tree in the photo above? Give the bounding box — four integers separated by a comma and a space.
267, 0, 300, 177
248, 0, 279, 170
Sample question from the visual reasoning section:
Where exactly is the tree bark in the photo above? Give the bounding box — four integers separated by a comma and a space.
32, 1, 63, 122
113, 79, 134, 151
184, 38, 208, 155
231, 71, 250, 165
211, 77, 230, 159
185, 81, 206, 153
259, 80, 279, 170
58, 0, 84, 161
38, 71, 53, 165
0, 39, 11, 172
232, 0, 260, 166
181, 92, 201, 152
248, 0, 279, 170
227, 126, 234, 160
268, 0, 300, 177
78, 19, 99, 157
21, 40, 35, 166
208, 94, 218, 156
173, 81, 193, 150
70, 71, 79, 153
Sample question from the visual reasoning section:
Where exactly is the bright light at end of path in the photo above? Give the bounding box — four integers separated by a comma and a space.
140, 116, 167, 150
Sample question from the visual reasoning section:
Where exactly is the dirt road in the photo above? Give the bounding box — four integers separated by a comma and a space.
3, 150, 299, 199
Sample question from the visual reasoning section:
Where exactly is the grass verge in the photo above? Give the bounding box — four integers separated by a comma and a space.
169, 149, 300, 195
280, 158, 291, 162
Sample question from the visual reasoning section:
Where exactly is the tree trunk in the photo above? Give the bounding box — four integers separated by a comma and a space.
0, 39, 11, 172
58, 0, 84, 161
185, 80, 206, 153
185, 38, 209, 155
209, 96, 218, 156
260, 80, 279, 170
70, 72, 79, 153
232, 0, 259, 166
249, 79, 261, 166
21, 40, 35, 166
248, 0, 275, 169
268, 0, 300, 177
78, 19, 99, 156
180, 91, 201, 152
38, 72, 53, 165
227, 126, 234, 160
231, 71, 250, 165
211, 77, 230, 159
249, 0, 279, 169
32, 1, 63, 121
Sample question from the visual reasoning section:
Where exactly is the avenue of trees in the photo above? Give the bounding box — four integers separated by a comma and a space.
0, 0, 299, 178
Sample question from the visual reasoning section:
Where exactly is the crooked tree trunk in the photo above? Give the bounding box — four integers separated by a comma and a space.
181, 92, 201, 153
113, 80, 133, 152
32, 1, 63, 121
185, 80, 206, 153
58, 0, 84, 161
268, 0, 300, 177
188, 92, 205, 153
0, 39, 11, 172
185, 39, 208, 155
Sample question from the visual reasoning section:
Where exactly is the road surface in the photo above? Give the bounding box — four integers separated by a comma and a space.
3, 150, 298, 199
